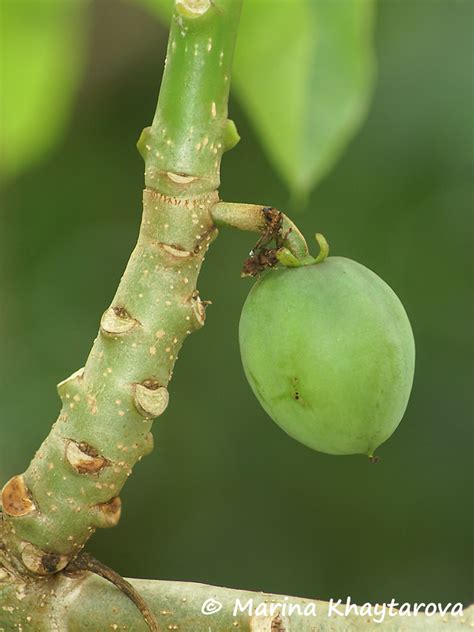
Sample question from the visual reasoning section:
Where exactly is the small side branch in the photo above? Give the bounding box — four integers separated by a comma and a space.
0, 0, 243, 581
211, 201, 309, 260
66, 552, 160, 632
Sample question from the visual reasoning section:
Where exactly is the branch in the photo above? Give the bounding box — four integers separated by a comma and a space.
0, 574, 472, 631
0, 0, 242, 578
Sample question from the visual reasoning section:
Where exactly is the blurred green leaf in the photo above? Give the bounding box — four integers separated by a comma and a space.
0, 0, 88, 181
235, 0, 376, 201
137, 0, 375, 201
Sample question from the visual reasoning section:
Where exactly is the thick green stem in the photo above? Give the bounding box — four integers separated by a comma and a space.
0, 0, 242, 579
0, 574, 471, 631
138, 0, 241, 196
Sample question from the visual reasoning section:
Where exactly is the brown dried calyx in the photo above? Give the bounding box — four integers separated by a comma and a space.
242, 207, 290, 277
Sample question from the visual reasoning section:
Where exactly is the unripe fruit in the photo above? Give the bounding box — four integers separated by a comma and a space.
239, 257, 415, 457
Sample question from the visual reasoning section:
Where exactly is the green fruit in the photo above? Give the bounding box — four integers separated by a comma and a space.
239, 256, 415, 457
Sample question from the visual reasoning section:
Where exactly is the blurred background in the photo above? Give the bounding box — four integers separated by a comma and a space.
1, 0, 473, 608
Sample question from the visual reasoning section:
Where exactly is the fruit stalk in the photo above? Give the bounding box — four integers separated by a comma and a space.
0, 0, 242, 578
212, 201, 309, 259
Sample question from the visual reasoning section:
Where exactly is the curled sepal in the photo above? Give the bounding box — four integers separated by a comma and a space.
276, 234, 329, 269
276, 248, 302, 267
313, 233, 329, 264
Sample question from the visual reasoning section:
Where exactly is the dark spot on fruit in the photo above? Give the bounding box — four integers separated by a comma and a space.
294, 392, 300, 400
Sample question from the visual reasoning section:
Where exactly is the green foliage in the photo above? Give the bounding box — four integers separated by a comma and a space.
0, 0, 87, 180
137, 0, 376, 201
